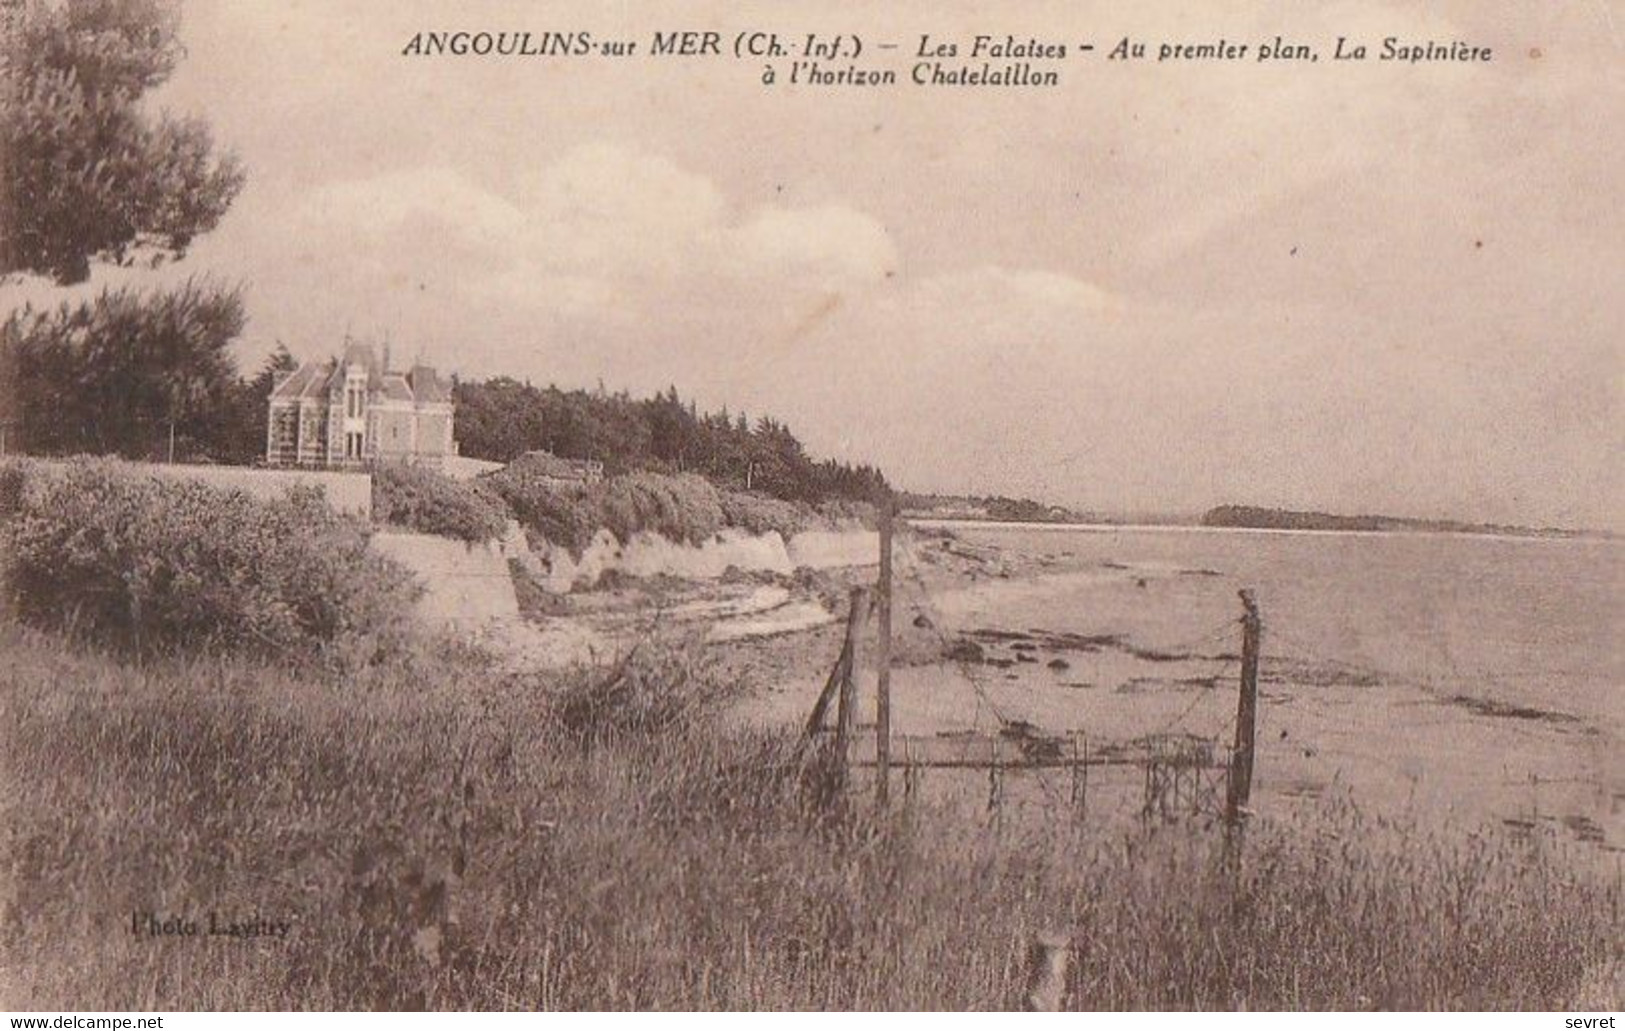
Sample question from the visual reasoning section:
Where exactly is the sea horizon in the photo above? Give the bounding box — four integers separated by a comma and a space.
906, 515, 1623, 544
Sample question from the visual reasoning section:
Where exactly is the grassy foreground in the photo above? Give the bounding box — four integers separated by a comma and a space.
1, 623, 1619, 1011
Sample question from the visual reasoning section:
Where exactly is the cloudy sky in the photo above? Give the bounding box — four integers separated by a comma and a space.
7, 0, 1622, 528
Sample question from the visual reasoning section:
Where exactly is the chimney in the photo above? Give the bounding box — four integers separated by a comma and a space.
382, 339, 393, 376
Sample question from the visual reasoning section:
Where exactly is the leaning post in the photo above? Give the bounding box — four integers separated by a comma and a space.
875, 494, 895, 806
833, 586, 870, 794
1225, 589, 1262, 827
805, 588, 869, 738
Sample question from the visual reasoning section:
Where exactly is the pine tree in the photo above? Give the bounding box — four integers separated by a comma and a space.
1, 0, 244, 284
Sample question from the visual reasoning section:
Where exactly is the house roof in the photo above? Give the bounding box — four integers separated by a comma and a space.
269, 359, 336, 401
341, 343, 385, 390
378, 373, 415, 403
407, 365, 451, 404
269, 345, 451, 406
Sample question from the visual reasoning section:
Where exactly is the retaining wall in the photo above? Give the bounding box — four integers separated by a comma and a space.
371, 530, 519, 630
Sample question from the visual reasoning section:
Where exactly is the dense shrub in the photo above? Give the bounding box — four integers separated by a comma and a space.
483, 469, 598, 555
594, 471, 723, 547
372, 462, 510, 543
718, 489, 811, 538
1, 458, 420, 665
487, 468, 727, 556
486, 463, 876, 557
816, 496, 878, 528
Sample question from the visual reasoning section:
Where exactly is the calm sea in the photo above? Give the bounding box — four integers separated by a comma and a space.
941, 523, 1623, 734
921, 523, 1621, 847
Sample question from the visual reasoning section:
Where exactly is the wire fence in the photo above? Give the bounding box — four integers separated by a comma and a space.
816, 526, 1266, 825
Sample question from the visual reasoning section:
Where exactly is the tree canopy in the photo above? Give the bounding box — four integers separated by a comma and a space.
2, 280, 246, 460
454, 378, 888, 505
0, 0, 244, 284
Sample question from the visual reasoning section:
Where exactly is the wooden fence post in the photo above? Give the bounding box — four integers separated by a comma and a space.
988, 737, 1004, 813
1225, 589, 1262, 827
804, 655, 844, 739
806, 586, 871, 737
833, 586, 870, 793
876, 497, 894, 806
1070, 733, 1088, 823
1022, 929, 1072, 1011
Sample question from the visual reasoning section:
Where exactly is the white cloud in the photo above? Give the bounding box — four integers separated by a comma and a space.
518, 143, 727, 277
34, 0, 1611, 530
280, 143, 899, 323
728, 204, 897, 288
916, 266, 1119, 315
304, 166, 525, 244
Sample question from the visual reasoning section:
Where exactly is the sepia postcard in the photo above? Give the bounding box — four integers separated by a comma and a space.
0, 0, 1620, 1017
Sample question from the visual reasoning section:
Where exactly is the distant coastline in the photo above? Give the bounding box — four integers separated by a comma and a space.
1198, 505, 1603, 540
901, 495, 1612, 541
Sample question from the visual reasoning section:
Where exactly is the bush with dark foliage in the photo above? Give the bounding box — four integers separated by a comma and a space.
2, 458, 419, 666
372, 462, 510, 544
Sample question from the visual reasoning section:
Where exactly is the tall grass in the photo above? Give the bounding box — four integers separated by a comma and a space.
0, 624, 1618, 1010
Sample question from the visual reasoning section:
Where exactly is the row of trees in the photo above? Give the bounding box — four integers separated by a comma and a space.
453, 379, 887, 504
1, 296, 886, 504
3, 299, 890, 504
1, 284, 295, 463
2, 290, 888, 509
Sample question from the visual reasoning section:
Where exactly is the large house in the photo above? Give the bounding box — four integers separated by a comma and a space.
266, 343, 456, 468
